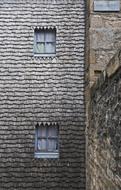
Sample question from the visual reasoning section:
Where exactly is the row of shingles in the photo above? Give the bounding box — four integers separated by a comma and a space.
0, 0, 35, 65
52, 3, 85, 63
21, 59, 85, 189
0, 0, 33, 139
63, 1, 85, 188
0, 2, 84, 59
46, 1, 86, 189
2, 0, 84, 123
0, 17, 84, 190
0, 0, 58, 131
24, 1, 85, 188
0, 0, 85, 189
0, 4, 33, 167
0, 0, 56, 187
0, 63, 84, 117
0, 1, 36, 189
23, 0, 85, 187
29, 0, 85, 123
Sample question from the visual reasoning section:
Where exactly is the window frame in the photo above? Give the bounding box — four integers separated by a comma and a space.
34, 123, 59, 159
33, 28, 56, 56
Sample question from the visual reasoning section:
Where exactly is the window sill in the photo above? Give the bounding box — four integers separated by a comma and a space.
33, 54, 56, 57
34, 152, 59, 159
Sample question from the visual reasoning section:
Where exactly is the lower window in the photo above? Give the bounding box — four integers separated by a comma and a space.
35, 123, 59, 158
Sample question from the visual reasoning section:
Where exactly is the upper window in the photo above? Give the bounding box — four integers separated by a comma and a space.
94, 0, 120, 11
35, 123, 59, 158
34, 28, 56, 56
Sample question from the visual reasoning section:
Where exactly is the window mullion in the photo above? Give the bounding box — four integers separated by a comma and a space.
46, 125, 48, 152
44, 32, 46, 53
37, 127, 39, 151
35, 126, 38, 152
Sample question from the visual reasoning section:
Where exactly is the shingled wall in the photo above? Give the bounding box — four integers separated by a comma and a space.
0, 0, 85, 189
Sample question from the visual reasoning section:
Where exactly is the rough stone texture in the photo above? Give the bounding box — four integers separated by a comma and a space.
87, 50, 121, 190
89, 0, 121, 84
0, 0, 86, 189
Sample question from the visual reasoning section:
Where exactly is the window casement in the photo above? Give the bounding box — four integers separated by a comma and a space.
35, 123, 59, 158
94, 0, 120, 11
33, 28, 56, 56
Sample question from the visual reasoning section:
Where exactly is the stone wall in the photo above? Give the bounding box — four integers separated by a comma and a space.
89, 0, 121, 84
87, 50, 121, 190
0, 0, 86, 189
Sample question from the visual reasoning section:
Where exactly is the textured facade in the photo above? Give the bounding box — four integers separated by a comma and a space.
0, 0, 86, 189
87, 51, 121, 190
89, 0, 121, 84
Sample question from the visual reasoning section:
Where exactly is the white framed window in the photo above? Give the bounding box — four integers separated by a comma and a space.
35, 123, 59, 158
94, 0, 120, 11
33, 28, 56, 56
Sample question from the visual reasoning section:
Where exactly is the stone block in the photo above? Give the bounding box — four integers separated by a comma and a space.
90, 49, 96, 64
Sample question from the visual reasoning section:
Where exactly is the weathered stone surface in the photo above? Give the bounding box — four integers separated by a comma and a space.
89, 0, 121, 84
87, 51, 121, 190
89, 49, 96, 65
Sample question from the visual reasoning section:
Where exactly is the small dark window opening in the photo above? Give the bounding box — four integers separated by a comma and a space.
94, 70, 102, 77
34, 28, 56, 55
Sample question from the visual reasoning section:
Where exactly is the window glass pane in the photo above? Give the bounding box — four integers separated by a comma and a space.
48, 126, 57, 137
45, 31, 55, 42
35, 123, 59, 157
36, 43, 45, 54
94, 0, 120, 11
38, 139, 46, 151
33, 44, 38, 54
36, 31, 44, 42
45, 43, 55, 54
34, 29, 56, 55
48, 139, 58, 151
38, 126, 46, 137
